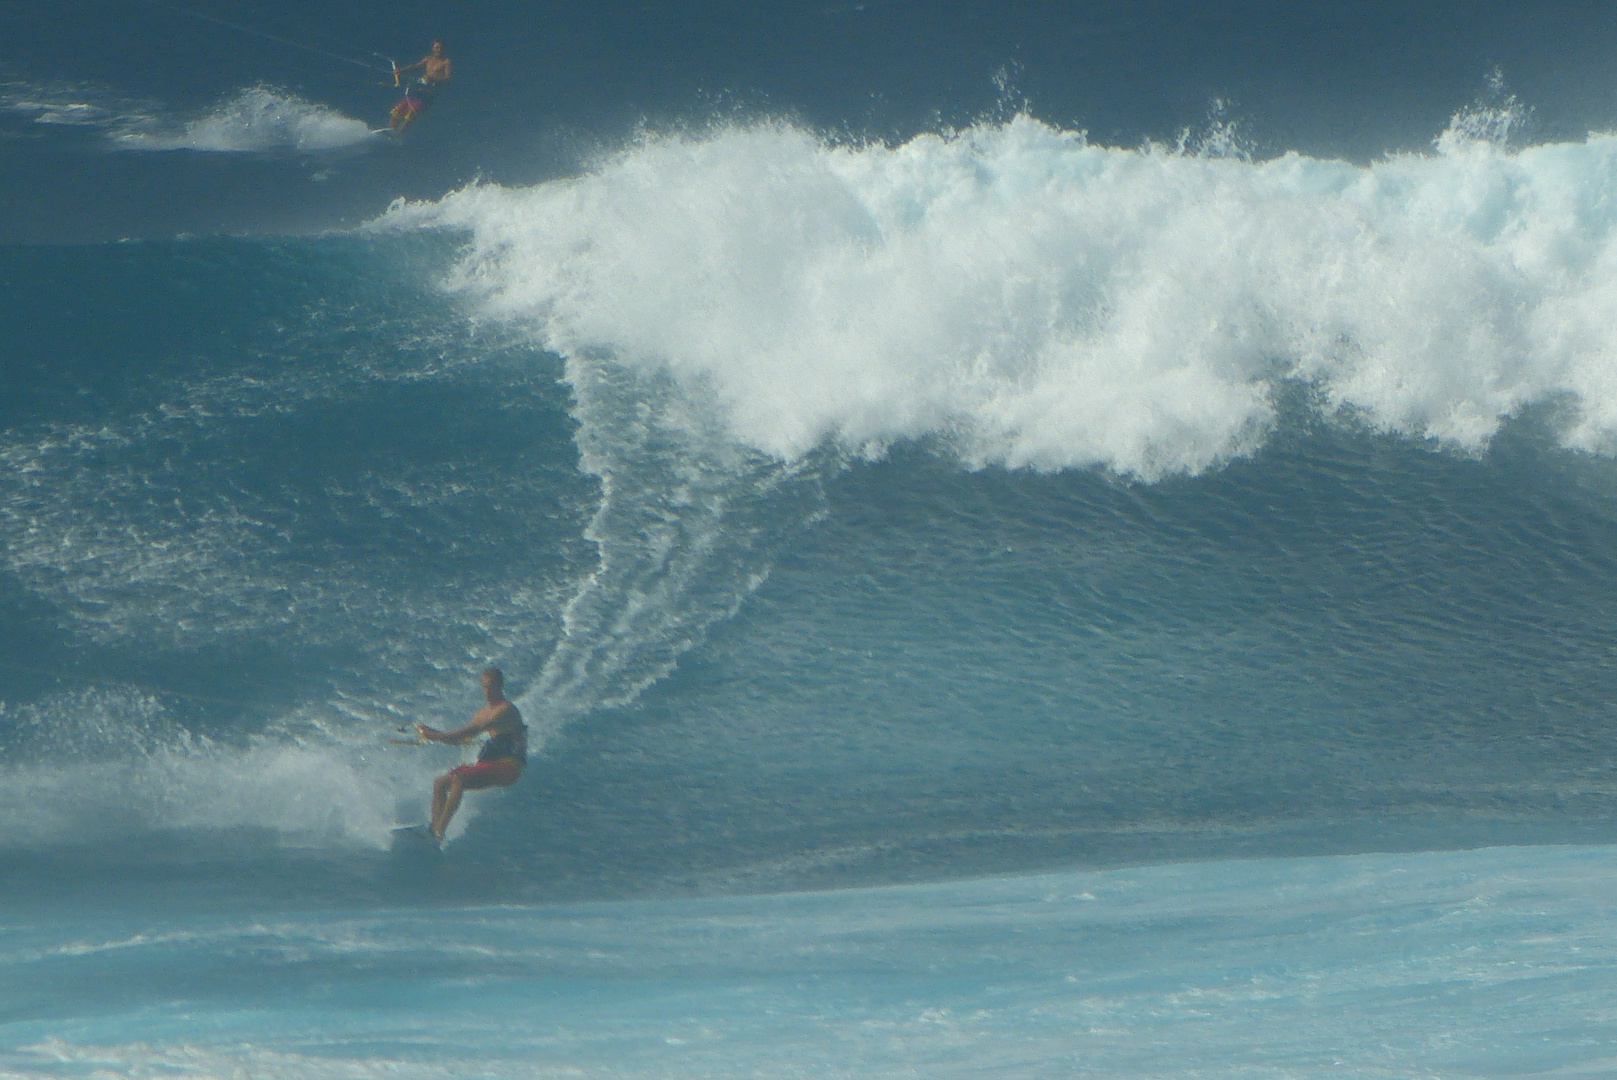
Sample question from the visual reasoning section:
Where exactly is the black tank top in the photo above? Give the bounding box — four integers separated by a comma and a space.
477, 724, 527, 764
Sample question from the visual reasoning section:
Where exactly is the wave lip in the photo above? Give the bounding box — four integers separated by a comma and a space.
384, 112, 1617, 480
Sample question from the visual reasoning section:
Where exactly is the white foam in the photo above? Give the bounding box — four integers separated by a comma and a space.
10, 1039, 465, 1080
117, 85, 379, 153
0, 78, 377, 153
382, 112, 1617, 479
516, 360, 827, 728
0, 688, 452, 850
0, 78, 155, 139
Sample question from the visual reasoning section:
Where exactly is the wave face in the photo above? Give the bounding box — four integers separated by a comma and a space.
0, 237, 599, 858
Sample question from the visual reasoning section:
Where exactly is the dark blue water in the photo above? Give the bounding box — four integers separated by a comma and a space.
8, 2, 1617, 1076
7, 1, 1617, 240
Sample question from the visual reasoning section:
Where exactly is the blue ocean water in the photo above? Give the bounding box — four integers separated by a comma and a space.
9, 1, 1617, 1075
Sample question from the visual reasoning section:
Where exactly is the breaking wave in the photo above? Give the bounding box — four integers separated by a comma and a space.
382, 109, 1617, 480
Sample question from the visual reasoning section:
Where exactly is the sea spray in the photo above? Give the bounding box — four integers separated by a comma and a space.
0, 78, 378, 153
385, 113, 1617, 476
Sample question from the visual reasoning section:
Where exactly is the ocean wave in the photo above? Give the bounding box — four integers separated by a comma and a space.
381, 111, 1617, 480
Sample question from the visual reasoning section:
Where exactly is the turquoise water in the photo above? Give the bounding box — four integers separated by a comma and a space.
10, 846, 1617, 1078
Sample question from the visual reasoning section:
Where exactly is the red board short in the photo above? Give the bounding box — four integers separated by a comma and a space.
448, 758, 522, 790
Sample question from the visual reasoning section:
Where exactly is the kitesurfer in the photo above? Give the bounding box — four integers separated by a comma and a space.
389, 39, 451, 132
415, 666, 526, 840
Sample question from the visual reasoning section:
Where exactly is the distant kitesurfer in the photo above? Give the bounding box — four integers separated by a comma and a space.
389, 39, 451, 133
415, 666, 526, 840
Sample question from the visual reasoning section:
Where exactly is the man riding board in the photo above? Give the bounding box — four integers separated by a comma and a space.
389, 40, 451, 132
415, 666, 526, 840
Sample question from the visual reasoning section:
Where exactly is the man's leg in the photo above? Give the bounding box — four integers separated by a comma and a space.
430, 772, 460, 838
430, 761, 520, 839
434, 774, 466, 839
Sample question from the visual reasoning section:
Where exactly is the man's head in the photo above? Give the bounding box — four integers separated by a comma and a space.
431, 40, 444, 55
481, 666, 504, 699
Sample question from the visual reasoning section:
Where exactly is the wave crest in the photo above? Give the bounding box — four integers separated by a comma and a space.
384, 113, 1617, 479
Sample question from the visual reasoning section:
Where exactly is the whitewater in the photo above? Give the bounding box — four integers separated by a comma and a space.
388, 107, 1617, 474
9, 91, 1617, 1075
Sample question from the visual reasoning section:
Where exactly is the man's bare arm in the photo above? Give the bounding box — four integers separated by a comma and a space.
417, 715, 493, 745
